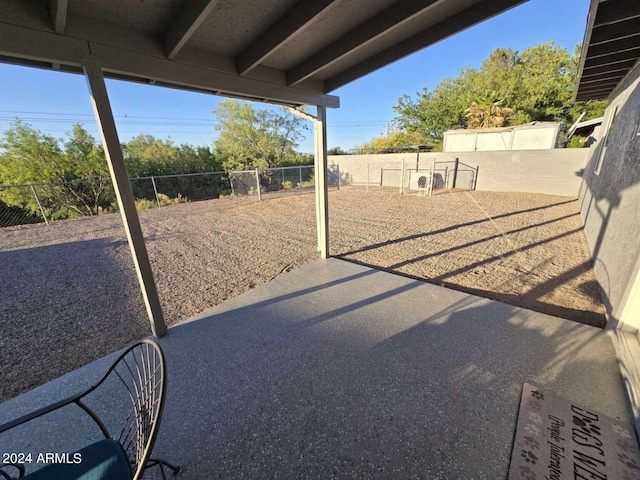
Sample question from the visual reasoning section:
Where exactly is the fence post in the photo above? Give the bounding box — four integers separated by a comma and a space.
367, 163, 370, 192
474, 166, 479, 190
400, 159, 405, 194
336, 164, 340, 190
151, 176, 161, 208
428, 159, 435, 196
30, 185, 49, 226
452, 157, 459, 189
380, 167, 384, 187
229, 174, 235, 196
444, 166, 448, 189
255, 168, 261, 201
299, 166, 303, 184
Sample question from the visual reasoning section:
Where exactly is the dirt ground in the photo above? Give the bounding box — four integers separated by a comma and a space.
0, 188, 604, 402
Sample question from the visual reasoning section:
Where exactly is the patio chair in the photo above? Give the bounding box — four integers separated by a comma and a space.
0, 338, 181, 479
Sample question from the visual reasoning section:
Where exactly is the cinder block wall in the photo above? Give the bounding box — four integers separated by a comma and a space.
330, 149, 591, 197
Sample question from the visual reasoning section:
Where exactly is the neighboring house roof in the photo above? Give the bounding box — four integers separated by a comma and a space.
0, 0, 528, 109
574, 116, 604, 129
444, 122, 562, 135
575, 0, 640, 102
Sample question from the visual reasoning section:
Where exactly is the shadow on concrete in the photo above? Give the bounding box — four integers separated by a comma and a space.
144, 259, 626, 478
0, 259, 630, 478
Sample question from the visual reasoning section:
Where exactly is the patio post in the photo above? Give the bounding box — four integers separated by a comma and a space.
314, 105, 329, 258
83, 63, 167, 337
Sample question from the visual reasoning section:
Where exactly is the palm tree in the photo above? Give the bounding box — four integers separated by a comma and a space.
464, 91, 513, 129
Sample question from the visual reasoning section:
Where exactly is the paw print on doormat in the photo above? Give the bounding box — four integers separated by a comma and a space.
617, 453, 640, 470
613, 424, 633, 439
528, 412, 543, 424
522, 435, 540, 451
524, 423, 541, 436
518, 465, 537, 480
531, 390, 544, 401
573, 416, 601, 436
528, 400, 543, 412
520, 450, 538, 465
616, 437, 636, 453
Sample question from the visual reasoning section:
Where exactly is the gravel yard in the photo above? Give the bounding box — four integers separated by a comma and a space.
0, 188, 604, 402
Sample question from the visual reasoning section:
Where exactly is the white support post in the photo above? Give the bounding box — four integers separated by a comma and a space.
314, 120, 322, 251
83, 63, 167, 337
314, 105, 329, 259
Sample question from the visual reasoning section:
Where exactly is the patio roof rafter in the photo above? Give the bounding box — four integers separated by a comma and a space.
164, 0, 221, 59
286, 0, 443, 87
576, 0, 640, 101
583, 62, 636, 77
237, 0, 339, 76
590, 16, 640, 46
323, 0, 528, 92
48, 0, 68, 35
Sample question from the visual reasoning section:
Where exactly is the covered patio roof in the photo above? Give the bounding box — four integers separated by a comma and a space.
0, 0, 527, 106
575, 0, 640, 102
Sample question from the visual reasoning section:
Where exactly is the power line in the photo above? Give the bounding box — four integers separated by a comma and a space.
0, 110, 390, 127
0, 110, 214, 121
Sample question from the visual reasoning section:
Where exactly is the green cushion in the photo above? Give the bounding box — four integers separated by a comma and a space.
23, 439, 133, 480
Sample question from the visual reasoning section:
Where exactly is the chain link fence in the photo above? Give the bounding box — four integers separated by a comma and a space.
400, 161, 478, 195
0, 164, 341, 228
228, 165, 340, 200
376, 159, 479, 194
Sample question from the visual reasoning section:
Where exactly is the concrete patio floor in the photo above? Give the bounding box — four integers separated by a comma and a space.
0, 258, 632, 479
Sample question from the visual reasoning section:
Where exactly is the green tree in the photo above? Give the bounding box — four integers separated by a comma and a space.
0, 121, 112, 217
356, 128, 433, 153
328, 146, 348, 155
391, 41, 607, 146
213, 100, 309, 170
123, 135, 222, 176
123, 134, 180, 177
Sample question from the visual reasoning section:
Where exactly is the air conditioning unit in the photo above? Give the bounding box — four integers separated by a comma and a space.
409, 171, 432, 190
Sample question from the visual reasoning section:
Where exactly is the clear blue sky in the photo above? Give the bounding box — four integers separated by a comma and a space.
0, 0, 590, 155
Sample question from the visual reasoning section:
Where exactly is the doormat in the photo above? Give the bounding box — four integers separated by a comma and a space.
509, 383, 640, 480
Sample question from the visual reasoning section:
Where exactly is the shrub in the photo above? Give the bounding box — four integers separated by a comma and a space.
135, 198, 157, 211
157, 193, 187, 206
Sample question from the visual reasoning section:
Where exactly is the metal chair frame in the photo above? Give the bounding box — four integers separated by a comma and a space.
0, 338, 180, 479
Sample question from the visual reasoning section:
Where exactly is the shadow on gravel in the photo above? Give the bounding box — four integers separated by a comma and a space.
339, 257, 606, 329
0, 238, 149, 402
337, 199, 576, 257
335, 205, 606, 328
